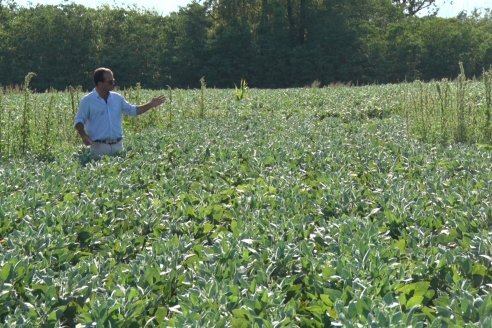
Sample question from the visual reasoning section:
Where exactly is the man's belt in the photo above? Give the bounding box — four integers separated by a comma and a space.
93, 137, 122, 144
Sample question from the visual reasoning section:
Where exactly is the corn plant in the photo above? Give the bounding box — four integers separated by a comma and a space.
235, 79, 248, 101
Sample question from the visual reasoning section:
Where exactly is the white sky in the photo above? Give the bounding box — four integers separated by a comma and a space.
12, 0, 492, 17
14, 0, 193, 16
433, 0, 490, 17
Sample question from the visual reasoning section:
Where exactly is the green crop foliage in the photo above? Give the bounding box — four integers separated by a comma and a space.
0, 78, 491, 326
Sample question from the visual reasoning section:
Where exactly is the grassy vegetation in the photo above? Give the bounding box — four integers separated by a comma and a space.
0, 77, 491, 326
403, 67, 492, 145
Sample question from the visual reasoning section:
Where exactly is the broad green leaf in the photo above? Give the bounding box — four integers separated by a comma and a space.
328, 307, 337, 319
155, 307, 168, 324
0, 263, 11, 282
63, 192, 75, 202
231, 317, 250, 328
325, 289, 342, 301
232, 308, 253, 320
472, 263, 487, 277
433, 294, 451, 307
203, 223, 215, 233
422, 306, 436, 321
397, 281, 430, 297
406, 295, 424, 308
479, 295, 492, 317
347, 302, 358, 318
320, 294, 333, 306
230, 220, 239, 236
127, 287, 139, 302
249, 279, 256, 293
260, 290, 268, 303
357, 298, 370, 316
395, 239, 406, 252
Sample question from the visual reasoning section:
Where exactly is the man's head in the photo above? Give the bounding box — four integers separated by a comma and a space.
93, 67, 115, 91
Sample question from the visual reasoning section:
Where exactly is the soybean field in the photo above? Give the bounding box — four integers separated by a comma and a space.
0, 76, 491, 327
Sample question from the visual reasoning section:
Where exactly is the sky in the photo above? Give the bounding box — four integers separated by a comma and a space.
12, 0, 492, 17
13, 0, 193, 16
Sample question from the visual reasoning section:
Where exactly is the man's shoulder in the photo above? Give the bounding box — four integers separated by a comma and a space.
80, 89, 97, 102
110, 91, 125, 100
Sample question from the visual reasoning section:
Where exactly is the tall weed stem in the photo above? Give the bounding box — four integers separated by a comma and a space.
21, 72, 36, 155
456, 62, 467, 143
200, 77, 206, 118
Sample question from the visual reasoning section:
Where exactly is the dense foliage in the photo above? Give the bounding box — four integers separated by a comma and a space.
0, 85, 491, 326
0, 0, 491, 89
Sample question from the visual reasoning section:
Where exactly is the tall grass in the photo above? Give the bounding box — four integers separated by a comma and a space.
405, 64, 491, 145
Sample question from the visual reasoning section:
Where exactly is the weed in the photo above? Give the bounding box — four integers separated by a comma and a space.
200, 76, 206, 118
21, 72, 36, 155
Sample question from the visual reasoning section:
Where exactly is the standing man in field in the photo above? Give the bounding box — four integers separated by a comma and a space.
74, 67, 165, 159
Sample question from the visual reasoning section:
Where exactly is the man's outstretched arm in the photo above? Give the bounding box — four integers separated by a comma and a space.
136, 95, 166, 115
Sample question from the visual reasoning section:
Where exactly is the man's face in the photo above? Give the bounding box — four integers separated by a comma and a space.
101, 71, 115, 91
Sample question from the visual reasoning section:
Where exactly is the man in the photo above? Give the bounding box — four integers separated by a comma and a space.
74, 67, 165, 159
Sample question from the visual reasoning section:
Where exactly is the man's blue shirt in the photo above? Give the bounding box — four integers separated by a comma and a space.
74, 88, 137, 141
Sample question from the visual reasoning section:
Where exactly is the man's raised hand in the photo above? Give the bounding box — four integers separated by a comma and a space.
151, 95, 166, 108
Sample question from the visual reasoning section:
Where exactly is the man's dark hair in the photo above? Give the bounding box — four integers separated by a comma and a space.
93, 67, 112, 86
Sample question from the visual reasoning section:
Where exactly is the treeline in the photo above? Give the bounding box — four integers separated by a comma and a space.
0, 0, 491, 90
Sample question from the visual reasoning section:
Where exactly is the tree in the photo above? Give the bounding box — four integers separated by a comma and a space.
4, 5, 97, 89
386, 18, 425, 81
168, 3, 211, 87
206, 20, 254, 87
1, 0, 491, 89
419, 18, 486, 79
253, 0, 292, 87
95, 6, 166, 88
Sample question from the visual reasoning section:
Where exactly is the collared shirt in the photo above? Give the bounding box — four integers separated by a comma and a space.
74, 88, 137, 141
